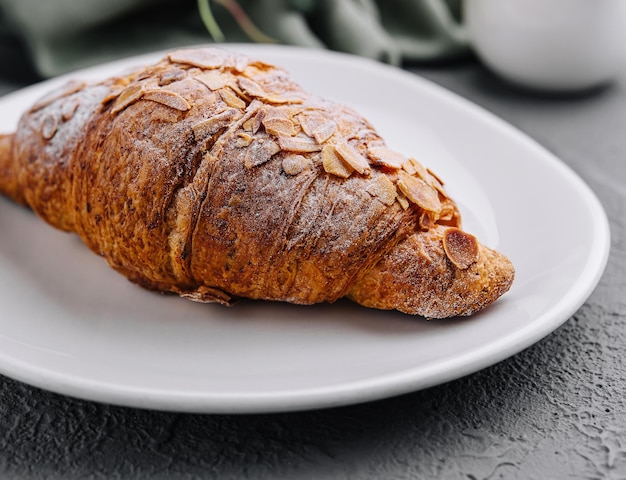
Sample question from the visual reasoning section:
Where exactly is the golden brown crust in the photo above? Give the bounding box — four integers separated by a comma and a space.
0, 47, 514, 318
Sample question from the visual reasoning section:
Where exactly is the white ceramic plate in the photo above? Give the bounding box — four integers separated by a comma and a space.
0, 45, 610, 413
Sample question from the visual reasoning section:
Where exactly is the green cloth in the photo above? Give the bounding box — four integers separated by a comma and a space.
0, 0, 467, 78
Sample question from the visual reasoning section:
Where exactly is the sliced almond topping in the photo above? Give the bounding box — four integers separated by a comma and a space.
262, 92, 304, 105
168, 49, 224, 69
298, 113, 326, 137
238, 77, 267, 98
41, 114, 58, 140
282, 154, 311, 175
134, 69, 154, 82
427, 167, 445, 186
397, 171, 442, 214
242, 64, 262, 78
262, 117, 297, 137
240, 82, 301, 105
192, 108, 239, 140
366, 175, 397, 206
425, 167, 450, 200
158, 68, 186, 86
443, 228, 479, 270
101, 85, 126, 106
232, 55, 249, 73
220, 88, 247, 110
143, 89, 191, 111
431, 180, 449, 200
322, 144, 353, 178
261, 106, 290, 121
236, 132, 254, 148
228, 82, 250, 101
244, 138, 280, 168
368, 146, 406, 170
30, 80, 86, 112
195, 70, 228, 91
402, 157, 430, 180
111, 83, 146, 114
402, 157, 446, 195
278, 136, 322, 153
401, 158, 417, 175
334, 141, 370, 175
61, 98, 80, 121
243, 110, 264, 134
312, 120, 337, 144
354, 127, 377, 142
396, 190, 410, 210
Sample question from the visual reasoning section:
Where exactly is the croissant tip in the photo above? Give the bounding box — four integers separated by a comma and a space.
347, 228, 515, 319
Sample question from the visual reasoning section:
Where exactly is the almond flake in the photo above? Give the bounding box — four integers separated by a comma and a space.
262, 93, 303, 105
282, 154, 310, 175
220, 88, 246, 110
192, 108, 239, 140
232, 55, 250, 73
262, 117, 297, 137
312, 121, 337, 144
427, 167, 445, 186
262, 106, 290, 120
443, 228, 479, 270
158, 68, 186, 86
278, 136, 322, 153
238, 77, 267, 98
402, 157, 433, 183
143, 89, 191, 111
243, 110, 264, 134
322, 144, 353, 178
61, 98, 80, 121
228, 82, 250, 100
236, 132, 254, 148
168, 49, 224, 69
426, 167, 449, 199
195, 70, 228, 91
397, 171, 442, 214
41, 114, 58, 140
368, 146, 406, 170
404, 158, 450, 200
334, 141, 370, 175
366, 175, 397, 206
100, 85, 126, 106
298, 113, 325, 137
244, 138, 280, 168
402, 157, 420, 175
396, 190, 410, 210
111, 83, 146, 114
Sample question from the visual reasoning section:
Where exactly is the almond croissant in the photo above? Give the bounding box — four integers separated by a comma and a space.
0, 47, 514, 318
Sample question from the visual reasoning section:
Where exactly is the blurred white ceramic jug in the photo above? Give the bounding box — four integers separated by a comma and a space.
464, 0, 626, 92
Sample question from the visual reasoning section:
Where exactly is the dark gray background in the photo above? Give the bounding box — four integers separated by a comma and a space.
0, 34, 624, 479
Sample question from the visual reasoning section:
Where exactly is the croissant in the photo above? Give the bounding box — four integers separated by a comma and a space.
0, 47, 514, 318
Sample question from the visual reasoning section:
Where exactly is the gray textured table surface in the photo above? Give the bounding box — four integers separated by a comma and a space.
0, 37, 624, 480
